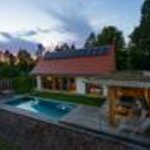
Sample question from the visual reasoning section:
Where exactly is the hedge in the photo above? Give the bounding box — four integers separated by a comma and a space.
12, 76, 35, 93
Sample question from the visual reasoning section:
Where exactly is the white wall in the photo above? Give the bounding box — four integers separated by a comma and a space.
76, 77, 86, 95
36, 75, 42, 91
102, 85, 108, 97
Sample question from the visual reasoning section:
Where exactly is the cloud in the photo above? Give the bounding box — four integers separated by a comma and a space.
0, 31, 13, 39
37, 1, 93, 46
0, 31, 38, 54
36, 28, 51, 33
16, 27, 52, 37
18, 30, 37, 37
0, 0, 143, 49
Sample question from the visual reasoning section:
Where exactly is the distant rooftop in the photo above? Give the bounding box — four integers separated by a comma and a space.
43, 46, 111, 60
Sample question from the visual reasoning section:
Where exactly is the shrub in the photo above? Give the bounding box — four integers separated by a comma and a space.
13, 76, 35, 93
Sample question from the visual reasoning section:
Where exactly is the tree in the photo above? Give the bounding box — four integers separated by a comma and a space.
54, 43, 75, 51
60, 43, 70, 51
3, 50, 11, 64
70, 44, 76, 50
96, 26, 125, 50
0, 64, 20, 78
97, 26, 126, 70
36, 43, 45, 59
17, 49, 34, 74
130, 0, 150, 70
84, 32, 96, 49
84, 26, 126, 70
54, 45, 61, 51
9, 53, 16, 66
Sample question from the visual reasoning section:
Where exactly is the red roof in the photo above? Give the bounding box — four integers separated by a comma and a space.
31, 45, 115, 76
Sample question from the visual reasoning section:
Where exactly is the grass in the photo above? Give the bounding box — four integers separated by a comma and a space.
31, 91, 105, 107
0, 138, 20, 150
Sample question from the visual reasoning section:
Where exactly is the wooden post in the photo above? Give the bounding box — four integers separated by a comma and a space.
144, 88, 148, 102
108, 87, 116, 126
145, 88, 150, 115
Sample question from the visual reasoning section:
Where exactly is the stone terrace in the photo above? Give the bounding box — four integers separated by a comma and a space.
60, 101, 150, 149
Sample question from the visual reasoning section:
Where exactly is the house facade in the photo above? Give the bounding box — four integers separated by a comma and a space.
31, 45, 115, 95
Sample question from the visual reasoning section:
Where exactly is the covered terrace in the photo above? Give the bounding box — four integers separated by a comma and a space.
86, 71, 150, 130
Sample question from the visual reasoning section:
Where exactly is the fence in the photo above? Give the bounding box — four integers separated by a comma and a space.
0, 79, 13, 91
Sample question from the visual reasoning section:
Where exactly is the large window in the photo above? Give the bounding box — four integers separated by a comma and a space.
42, 76, 76, 92
69, 78, 76, 92
42, 76, 53, 89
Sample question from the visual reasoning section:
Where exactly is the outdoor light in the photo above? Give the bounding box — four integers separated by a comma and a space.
47, 76, 52, 81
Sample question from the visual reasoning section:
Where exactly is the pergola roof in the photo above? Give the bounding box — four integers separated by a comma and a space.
86, 71, 150, 88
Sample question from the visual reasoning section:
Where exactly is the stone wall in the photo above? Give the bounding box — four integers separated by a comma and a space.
0, 108, 136, 150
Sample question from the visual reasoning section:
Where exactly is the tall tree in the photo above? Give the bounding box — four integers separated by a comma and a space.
60, 43, 70, 51
36, 43, 45, 59
9, 53, 16, 66
130, 0, 150, 70
96, 26, 125, 51
70, 44, 76, 50
54, 43, 75, 51
84, 32, 96, 49
17, 49, 34, 73
97, 26, 126, 70
54, 45, 61, 51
84, 26, 126, 70
3, 50, 11, 64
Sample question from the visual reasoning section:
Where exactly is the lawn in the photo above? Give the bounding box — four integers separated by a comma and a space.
31, 91, 105, 107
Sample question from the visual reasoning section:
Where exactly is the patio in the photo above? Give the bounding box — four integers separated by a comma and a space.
60, 100, 150, 148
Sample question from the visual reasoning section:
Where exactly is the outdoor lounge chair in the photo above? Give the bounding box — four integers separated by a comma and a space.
133, 117, 150, 134
118, 111, 150, 135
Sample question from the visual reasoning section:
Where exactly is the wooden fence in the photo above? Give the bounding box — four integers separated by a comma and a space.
0, 79, 13, 91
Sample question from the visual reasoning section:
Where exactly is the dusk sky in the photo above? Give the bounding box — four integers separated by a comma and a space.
0, 0, 143, 53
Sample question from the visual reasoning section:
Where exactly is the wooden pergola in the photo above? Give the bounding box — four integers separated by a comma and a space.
108, 86, 150, 126
86, 71, 150, 126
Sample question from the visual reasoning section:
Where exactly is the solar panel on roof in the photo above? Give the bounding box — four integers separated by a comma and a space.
79, 50, 84, 56
43, 46, 111, 60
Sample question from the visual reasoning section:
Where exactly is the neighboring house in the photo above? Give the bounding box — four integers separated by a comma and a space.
31, 45, 115, 95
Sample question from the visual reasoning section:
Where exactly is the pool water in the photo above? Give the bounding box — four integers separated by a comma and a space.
6, 97, 75, 121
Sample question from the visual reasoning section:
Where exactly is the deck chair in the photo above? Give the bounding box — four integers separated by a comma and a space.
133, 117, 150, 134
118, 110, 150, 134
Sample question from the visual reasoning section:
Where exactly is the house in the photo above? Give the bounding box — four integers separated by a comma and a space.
31, 45, 115, 95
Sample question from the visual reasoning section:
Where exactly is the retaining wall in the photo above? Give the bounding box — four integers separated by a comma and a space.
0, 108, 137, 150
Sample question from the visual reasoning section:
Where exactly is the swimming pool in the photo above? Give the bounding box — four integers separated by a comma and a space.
6, 97, 76, 121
